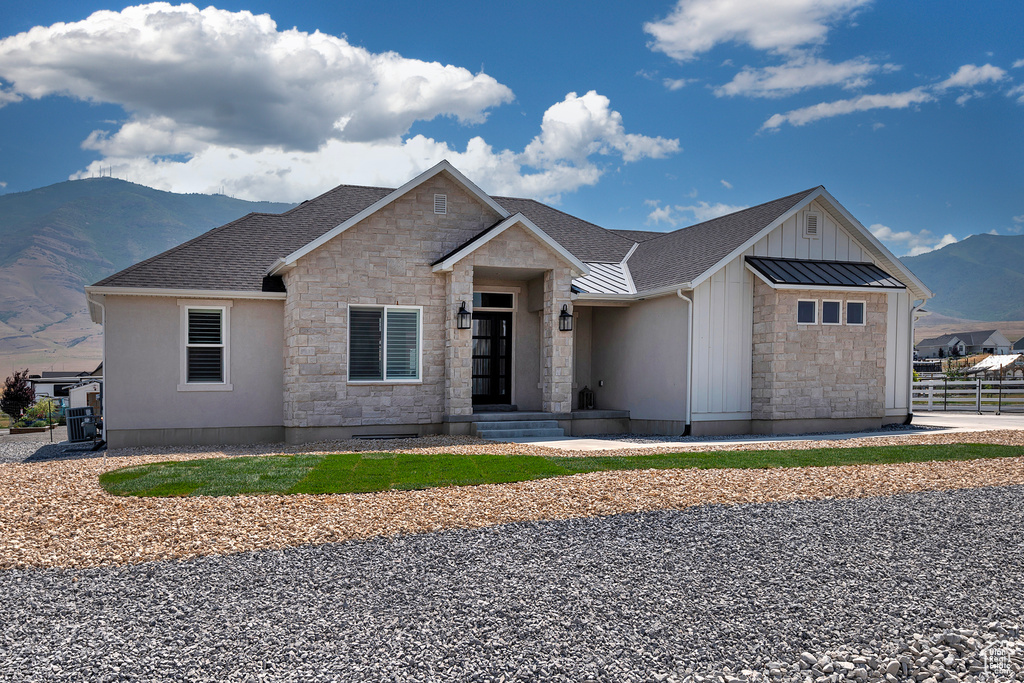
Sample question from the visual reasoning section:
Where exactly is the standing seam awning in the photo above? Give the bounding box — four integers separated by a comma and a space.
745, 256, 906, 289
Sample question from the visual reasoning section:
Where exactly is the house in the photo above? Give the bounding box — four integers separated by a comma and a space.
1013, 337, 1024, 352
85, 161, 932, 448
916, 330, 1011, 358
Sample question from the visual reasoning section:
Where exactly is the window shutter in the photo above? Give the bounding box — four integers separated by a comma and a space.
386, 309, 419, 379
349, 309, 383, 380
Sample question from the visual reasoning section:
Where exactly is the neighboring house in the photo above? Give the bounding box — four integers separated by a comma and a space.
915, 334, 966, 359
1013, 337, 1024, 352
28, 367, 101, 399
916, 330, 1011, 358
85, 161, 932, 448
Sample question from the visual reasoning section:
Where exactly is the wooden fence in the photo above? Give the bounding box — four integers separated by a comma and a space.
912, 379, 1024, 413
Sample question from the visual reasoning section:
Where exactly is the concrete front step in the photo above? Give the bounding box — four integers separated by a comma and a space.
472, 419, 565, 440
477, 428, 566, 440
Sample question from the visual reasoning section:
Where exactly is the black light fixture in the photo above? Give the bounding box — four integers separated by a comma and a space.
559, 304, 573, 332
456, 301, 472, 329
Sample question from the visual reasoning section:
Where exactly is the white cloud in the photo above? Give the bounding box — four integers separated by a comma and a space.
1014, 59, 1024, 69
934, 63, 1006, 90
870, 223, 957, 257
71, 92, 681, 204
645, 199, 748, 227
762, 88, 932, 129
644, 0, 871, 61
720, 179, 733, 189
1008, 83, 1024, 104
0, 3, 514, 152
0, 87, 21, 107
663, 77, 697, 91
761, 62, 1010, 129
715, 55, 890, 98
1014, 214, 1024, 224
0, 180, 6, 188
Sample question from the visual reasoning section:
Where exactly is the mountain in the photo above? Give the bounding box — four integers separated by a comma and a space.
900, 233, 1024, 322
0, 178, 294, 374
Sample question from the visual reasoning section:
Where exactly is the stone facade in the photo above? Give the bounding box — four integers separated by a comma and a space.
751, 280, 888, 423
281, 170, 576, 432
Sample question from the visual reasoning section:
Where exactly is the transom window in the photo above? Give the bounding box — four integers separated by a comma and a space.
847, 301, 865, 325
797, 300, 817, 324
822, 300, 841, 325
473, 292, 513, 309
349, 306, 421, 382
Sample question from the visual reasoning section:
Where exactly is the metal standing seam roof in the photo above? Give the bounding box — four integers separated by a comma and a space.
745, 256, 906, 289
572, 262, 635, 295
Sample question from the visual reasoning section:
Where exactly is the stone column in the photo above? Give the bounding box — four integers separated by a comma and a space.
445, 263, 474, 416
542, 266, 574, 414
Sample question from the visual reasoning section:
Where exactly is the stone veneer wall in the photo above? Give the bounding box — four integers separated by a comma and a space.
282, 173, 501, 429
281, 171, 575, 430
751, 279, 888, 423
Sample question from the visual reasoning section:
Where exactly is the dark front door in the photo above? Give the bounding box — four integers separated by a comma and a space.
472, 312, 512, 405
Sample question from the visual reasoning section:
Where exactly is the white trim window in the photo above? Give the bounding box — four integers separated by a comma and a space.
846, 301, 866, 326
821, 299, 842, 325
348, 305, 422, 382
797, 299, 817, 325
178, 301, 232, 391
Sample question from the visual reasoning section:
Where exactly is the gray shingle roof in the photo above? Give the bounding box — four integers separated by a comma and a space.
625, 188, 819, 292
93, 177, 822, 296
746, 256, 905, 289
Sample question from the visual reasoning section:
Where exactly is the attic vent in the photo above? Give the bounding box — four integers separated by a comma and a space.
804, 211, 821, 238
434, 194, 447, 215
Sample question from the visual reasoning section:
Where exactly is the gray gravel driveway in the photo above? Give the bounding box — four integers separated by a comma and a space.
2, 485, 1023, 682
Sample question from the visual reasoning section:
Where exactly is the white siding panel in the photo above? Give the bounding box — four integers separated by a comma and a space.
893, 291, 910, 411
692, 280, 712, 414
822, 221, 837, 260
836, 230, 850, 260
767, 229, 782, 256
709, 270, 726, 411
885, 291, 899, 409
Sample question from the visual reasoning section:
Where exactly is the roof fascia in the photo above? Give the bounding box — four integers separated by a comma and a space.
85, 285, 287, 300
572, 283, 689, 303
689, 188, 825, 291
271, 160, 510, 273
812, 187, 934, 300
620, 243, 639, 295
431, 212, 589, 276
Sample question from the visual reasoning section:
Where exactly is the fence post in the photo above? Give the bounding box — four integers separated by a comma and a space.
928, 382, 934, 410
997, 377, 1002, 415
976, 378, 982, 414
944, 376, 947, 411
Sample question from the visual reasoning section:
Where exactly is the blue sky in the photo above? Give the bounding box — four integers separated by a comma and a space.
0, 0, 1021, 256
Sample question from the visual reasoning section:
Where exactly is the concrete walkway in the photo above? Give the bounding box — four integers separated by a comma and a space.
496, 410, 1024, 451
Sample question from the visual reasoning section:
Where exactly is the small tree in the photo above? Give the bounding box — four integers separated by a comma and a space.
1, 370, 35, 422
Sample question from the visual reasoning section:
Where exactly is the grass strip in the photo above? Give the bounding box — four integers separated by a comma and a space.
98, 443, 1022, 498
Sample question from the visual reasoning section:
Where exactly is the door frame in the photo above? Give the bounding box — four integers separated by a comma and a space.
472, 287, 517, 405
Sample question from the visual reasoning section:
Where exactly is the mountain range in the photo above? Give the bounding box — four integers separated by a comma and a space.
1, 177, 1021, 374
0, 178, 293, 375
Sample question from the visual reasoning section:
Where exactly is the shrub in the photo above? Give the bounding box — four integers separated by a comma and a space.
1, 370, 34, 422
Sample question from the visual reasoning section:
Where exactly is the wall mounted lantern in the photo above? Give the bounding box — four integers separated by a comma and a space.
456, 301, 472, 329
559, 304, 573, 332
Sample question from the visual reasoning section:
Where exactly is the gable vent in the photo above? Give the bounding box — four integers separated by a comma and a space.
804, 211, 820, 238
434, 194, 447, 215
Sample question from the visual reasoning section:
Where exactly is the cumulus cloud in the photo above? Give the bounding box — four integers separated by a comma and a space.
715, 56, 892, 98
933, 63, 1006, 90
0, 3, 514, 152
645, 199, 748, 227
71, 92, 681, 204
762, 63, 1010, 129
870, 223, 957, 257
1007, 83, 1024, 104
644, 0, 870, 61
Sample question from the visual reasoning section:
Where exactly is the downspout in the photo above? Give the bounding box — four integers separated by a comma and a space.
677, 289, 693, 436
907, 299, 926, 423
86, 293, 107, 444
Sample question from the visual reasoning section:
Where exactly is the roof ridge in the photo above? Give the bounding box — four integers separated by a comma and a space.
494, 195, 636, 249
278, 182, 395, 216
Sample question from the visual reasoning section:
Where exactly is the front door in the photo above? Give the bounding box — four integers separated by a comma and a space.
472, 312, 512, 405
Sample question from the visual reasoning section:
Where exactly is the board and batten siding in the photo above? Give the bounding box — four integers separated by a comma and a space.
690, 200, 908, 424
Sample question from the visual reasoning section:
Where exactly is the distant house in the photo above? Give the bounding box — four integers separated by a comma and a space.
85, 161, 933, 447
1013, 337, 1024, 352
916, 330, 1011, 358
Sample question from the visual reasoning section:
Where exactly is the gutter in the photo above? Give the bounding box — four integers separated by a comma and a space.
676, 289, 693, 436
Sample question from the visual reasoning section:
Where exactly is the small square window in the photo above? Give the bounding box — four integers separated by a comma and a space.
847, 301, 865, 325
797, 300, 816, 324
822, 300, 841, 325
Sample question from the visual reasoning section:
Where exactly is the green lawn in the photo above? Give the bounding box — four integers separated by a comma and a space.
98, 443, 1022, 498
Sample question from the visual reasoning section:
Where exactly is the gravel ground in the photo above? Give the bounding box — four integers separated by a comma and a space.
2, 429, 1024, 570
1, 485, 1022, 682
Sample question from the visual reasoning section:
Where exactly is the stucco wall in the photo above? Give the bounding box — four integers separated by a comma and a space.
589, 295, 688, 421
751, 280, 888, 422
104, 295, 284, 432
